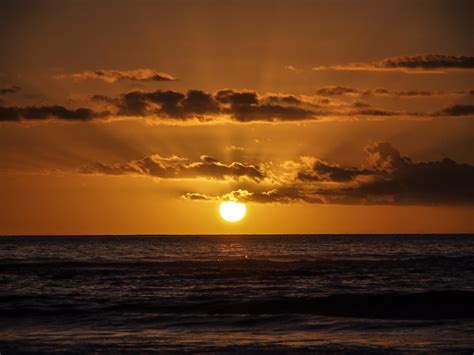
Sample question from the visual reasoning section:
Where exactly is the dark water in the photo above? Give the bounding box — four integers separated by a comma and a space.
1, 235, 473, 353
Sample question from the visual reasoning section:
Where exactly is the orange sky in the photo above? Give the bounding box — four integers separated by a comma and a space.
0, 0, 473, 234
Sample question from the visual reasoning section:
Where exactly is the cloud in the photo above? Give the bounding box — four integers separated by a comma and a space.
183, 142, 474, 205
365, 141, 410, 170
182, 192, 215, 201
3, 88, 473, 124
313, 54, 474, 73
323, 142, 474, 204
284, 65, 298, 72
111, 90, 219, 118
55, 69, 177, 83
183, 188, 321, 204
96, 89, 320, 122
0, 105, 109, 121
225, 145, 245, 152
314, 86, 469, 98
368, 88, 468, 97
351, 108, 399, 116
394, 90, 446, 97
352, 101, 370, 108
81, 154, 265, 181
216, 89, 317, 121
227, 103, 316, 122
434, 104, 474, 116
265, 94, 304, 105
296, 158, 374, 182
312, 142, 474, 204
215, 90, 259, 105
0, 85, 21, 95
315, 86, 360, 97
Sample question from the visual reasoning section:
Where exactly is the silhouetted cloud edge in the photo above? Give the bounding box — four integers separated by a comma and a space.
313, 54, 474, 73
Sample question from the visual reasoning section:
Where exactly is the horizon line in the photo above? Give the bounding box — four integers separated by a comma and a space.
1, 233, 473, 237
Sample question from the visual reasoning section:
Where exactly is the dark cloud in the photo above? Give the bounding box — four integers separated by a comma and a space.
115, 91, 152, 116
315, 86, 360, 96
215, 90, 259, 105
4, 88, 473, 124
265, 95, 303, 105
180, 90, 220, 116
55, 69, 176, 83
91, 94, 116, 104
314, 86, 467, 98
81, 154, 265, 181
0, 105, 109, 121
0, 85, 21, 95
351, 108, 398, 116
377, 54, 474, 71
183, 142, 474, 205
314, 142, 474, 204
101, 89, 319, 121
313, 54, 474, 73
371, 89, 467, 98
216, 89, 317, 121
228, 103, 316, 122
352, 101, 370, 108
396, 90, 437, 97
297, 159, 373, 182
434, 104, 474, 116
325, 142, 474, 204
115, 90, 219, 118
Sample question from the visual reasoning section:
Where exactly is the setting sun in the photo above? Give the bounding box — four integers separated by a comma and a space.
219, 201, 246, 222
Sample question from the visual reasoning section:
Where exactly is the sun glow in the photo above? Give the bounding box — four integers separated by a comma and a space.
219, 201, 246, 222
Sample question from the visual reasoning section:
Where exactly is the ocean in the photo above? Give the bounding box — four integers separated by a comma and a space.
0, 234, 473, 353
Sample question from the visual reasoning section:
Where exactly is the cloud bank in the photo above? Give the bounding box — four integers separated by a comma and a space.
1, 88, 472, 123
182, 142, 474, 205
315, 86, 470, 98
313, 54, 474, 73
0, 105, 109, 121
56, 69, 177, 83
93, 89, 320, 122
81, 154, 265, 181
79, 142, 474, 206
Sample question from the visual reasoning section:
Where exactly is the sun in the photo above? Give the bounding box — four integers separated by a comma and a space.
219, 201, 246, 222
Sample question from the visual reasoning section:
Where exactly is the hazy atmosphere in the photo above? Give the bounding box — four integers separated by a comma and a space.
1, 0, 473, 234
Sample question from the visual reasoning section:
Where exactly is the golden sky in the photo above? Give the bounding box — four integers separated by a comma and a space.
1, 0, 473, 234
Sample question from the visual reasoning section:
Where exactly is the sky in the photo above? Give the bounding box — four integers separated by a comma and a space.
0, 0, 473, 234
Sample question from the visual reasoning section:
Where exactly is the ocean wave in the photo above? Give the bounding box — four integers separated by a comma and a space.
1, 290, 473, 320
2, 254, 473, 267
